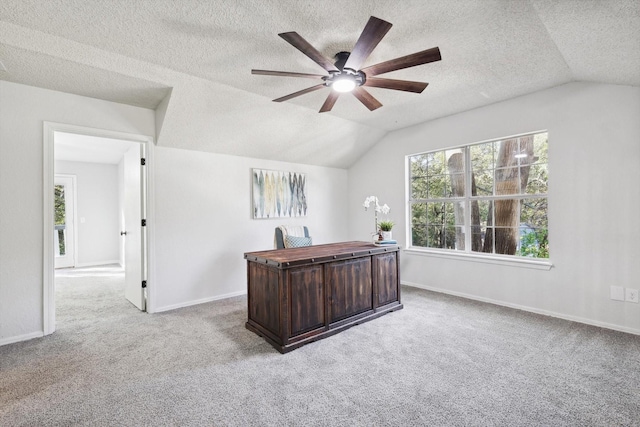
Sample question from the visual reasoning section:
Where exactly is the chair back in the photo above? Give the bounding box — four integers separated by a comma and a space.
275, 226, 310, 249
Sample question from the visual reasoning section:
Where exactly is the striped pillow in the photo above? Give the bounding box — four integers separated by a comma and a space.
284, 235, 313, 248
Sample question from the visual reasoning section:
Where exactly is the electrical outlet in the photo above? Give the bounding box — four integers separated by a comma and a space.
625, 288, 639, 303
610, 286, 625, 301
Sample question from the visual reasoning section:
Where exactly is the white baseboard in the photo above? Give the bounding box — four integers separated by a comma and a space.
74, 260, 121, 268
402, 281, 640, 336
152, 290, 247, 313
0, 331, 44, 347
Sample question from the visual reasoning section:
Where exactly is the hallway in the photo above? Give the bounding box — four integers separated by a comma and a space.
55, 265, 138, 333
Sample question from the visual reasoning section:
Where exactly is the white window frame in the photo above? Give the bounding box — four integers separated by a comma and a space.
405, 131, 552, 270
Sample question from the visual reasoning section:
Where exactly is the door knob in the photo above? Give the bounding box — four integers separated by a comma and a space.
120, 231, 127, 236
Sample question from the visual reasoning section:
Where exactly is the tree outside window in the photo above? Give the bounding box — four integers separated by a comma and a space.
54, 184, 66, 255
409, 132, 548, 259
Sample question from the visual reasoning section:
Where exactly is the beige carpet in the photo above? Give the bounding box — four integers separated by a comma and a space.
1, 265, 639, 426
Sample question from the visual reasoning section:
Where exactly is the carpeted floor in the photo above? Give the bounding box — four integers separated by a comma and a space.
1, 265, 639, 426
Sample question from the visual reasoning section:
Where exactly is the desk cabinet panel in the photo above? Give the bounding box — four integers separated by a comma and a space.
248, 262, 280, 336
326, 257, 373, 323
289, 265, 325, 336
245, 242, 402, 353
374, 252, 399, 307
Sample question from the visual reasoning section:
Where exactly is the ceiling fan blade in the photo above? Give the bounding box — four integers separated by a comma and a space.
272, 83, 326, 103
361, 47, 441, 76
279, 32, 339, 72
363, 77, 428, 93
352, 87, 382, 111
252, 69, 326, 79
343, 16, 392, 71
319, 91, 340, 113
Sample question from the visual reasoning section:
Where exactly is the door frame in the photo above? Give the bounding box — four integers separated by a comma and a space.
53, 174, 78, 269
43, 122, 155, 336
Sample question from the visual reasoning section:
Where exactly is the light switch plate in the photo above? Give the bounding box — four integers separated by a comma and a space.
610, 286, 625, 301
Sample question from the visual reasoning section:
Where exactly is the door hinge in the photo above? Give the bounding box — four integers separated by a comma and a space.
142, 280, 147, 288
141, 219, 147, 227
141, 158, 146, 166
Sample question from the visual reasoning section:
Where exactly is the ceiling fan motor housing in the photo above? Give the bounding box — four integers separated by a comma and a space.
323, 51, 366, 89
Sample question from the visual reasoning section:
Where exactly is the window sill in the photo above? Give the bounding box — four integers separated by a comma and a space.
403, 247, 553, 270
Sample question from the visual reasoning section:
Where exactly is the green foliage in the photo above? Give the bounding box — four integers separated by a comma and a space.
54, 185, 66, 255
519, 228, 549, 258
409, 134, 549, 258
379, 220, 395, 231
54, 185, 66, 225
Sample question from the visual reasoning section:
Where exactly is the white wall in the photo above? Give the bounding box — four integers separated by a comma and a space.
0, 80, 348, 344
54, 160, 120, 267
0, 81, 156, 344
348, 82, 640, 333
151, 147, 348, 312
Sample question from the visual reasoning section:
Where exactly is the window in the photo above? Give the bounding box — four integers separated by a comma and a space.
408, 132, 548, 259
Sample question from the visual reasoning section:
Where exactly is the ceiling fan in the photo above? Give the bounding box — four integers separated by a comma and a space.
252, 16, 441, 113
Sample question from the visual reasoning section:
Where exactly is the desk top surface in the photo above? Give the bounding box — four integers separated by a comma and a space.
244, 241, 400, 268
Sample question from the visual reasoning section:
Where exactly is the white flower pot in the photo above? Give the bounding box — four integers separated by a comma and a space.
381, 231, 392, 241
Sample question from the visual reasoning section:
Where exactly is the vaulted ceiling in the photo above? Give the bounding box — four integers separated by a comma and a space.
1, 0, 638, 168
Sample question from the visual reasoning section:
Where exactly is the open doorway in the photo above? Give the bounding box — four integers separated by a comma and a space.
43, 123, 153, 336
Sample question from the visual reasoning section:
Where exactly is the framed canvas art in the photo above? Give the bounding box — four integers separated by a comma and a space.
252, 169, 307, 219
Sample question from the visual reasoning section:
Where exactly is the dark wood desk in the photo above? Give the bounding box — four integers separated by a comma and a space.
244, 241, 402, 353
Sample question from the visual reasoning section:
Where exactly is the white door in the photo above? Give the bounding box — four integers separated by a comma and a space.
123, 144, 146, 310
54, 175, 76, 269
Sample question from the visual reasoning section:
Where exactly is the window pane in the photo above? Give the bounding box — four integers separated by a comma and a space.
472, 170, 494, 196
411, 203, 427, 246
470, 142, 495, 171
450, 226, 465, 250
427, 175, 450, 198
525, 163, 548, 194
449, 173, 465, 197
426, 151, 446, 176
54, 185, 66, 225
475, 200, 493, 227
495, 167, 520, 195
533, 133, 548, 165
445, 149, 465, 173
446, 150, 465, 199
412, 224, 427, 247
54, 185, 67, 257
426, 225, 445, 248
443, 202, 456, 226
411, 176, 427, 199
443, 226, 459, 250
494, 227, 519, 255
410, 155, 428, 199
448, 200, 465, 225
410, 154, 429, 175
519, 198, 549, 257
520, 198, 548, 230
426, 202, 445, 225
494, 199, 519, 227
472, 227, 491, 253
519, 228, 549, 258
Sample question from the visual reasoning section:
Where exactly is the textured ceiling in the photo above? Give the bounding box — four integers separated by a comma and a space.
1, 0, 638, 168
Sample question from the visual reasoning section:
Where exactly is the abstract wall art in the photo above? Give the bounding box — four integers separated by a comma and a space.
252, 169, 307, 219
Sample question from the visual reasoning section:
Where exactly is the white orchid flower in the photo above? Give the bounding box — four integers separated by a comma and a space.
362, 196, 378, 210
363, 196, 391, 235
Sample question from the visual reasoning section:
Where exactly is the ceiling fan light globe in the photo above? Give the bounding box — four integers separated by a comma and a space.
333, 78, 356, 93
